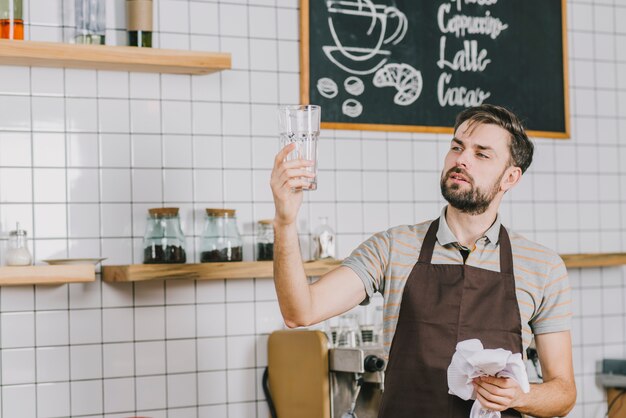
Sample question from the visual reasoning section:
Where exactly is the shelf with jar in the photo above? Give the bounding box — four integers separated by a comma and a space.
0, 0, 230, 74
103, 207, 341, 282
102, 205, 626, 283
0, 223, 96, 286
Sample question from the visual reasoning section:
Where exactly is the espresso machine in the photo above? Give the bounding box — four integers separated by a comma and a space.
266, 329, 386, 418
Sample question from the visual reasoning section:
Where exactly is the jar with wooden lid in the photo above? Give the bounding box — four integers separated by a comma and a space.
201, 208, 243, 262
126, 0, 152, 47
143, 207, 187, 264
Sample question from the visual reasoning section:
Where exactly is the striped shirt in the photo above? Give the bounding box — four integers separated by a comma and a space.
342, 206, 572, 359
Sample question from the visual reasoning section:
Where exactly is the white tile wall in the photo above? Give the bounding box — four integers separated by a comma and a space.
0, 0, 622, 416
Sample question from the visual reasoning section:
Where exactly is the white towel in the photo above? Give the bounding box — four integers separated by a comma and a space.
447, 339, 530, 418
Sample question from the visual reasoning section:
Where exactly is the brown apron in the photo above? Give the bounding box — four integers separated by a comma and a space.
378, 218, 523, 418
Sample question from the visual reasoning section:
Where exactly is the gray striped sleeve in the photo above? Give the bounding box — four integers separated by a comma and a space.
341, 231, 390, 304
530, 254, 572, 334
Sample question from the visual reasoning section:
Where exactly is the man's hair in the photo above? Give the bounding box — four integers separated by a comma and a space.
454, 104, 534, 174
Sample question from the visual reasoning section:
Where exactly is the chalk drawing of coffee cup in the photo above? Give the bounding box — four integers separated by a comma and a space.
323, 0, 408, 75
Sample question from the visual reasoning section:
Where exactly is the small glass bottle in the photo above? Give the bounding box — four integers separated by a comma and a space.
126, 0, 152, 47
336, 313, 362, 348
313, 216, 335, 259
256, 219, 274, 261
0, 0, 23, 40
75, 0, 106, 45
143, 208, 187, 264
200, 209, 243, 262
5, 223, 32, 266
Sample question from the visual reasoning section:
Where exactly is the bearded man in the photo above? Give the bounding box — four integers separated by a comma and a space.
269, 104, 576, 417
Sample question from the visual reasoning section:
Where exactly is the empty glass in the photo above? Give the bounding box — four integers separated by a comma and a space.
277, 104, 321, 191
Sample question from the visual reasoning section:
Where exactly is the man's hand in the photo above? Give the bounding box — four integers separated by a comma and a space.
473, 376, 525, 411
270, 143, 316, 227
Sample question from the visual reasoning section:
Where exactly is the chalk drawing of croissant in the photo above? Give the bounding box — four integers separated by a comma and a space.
373, 63, 423, 106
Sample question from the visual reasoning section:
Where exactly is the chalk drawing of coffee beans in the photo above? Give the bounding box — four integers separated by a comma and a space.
344, 76, 365, 96
342, 99, 363, 118
317, 77, 338, 99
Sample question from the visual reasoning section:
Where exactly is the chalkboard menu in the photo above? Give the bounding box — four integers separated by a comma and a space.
300, 0, 569, 138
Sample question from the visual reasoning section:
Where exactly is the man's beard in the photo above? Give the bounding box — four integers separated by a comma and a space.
440, 167, 504, 215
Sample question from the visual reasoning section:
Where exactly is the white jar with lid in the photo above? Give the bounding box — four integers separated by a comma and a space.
6, 223, 32, 266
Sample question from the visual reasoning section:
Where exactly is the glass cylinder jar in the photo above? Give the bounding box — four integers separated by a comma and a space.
336, 313, 362, 348
0, 0, 23, 40
200, 208, 243, 262
75, 0, 106, 45
313, 216, 335, 259
256, 219, 274, 261
143, 207, 187, 264
5, 223, 31, 266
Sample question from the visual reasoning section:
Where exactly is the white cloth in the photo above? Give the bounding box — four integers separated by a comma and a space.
447, 339, 530, 418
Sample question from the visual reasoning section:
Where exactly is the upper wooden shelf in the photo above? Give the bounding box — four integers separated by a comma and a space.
0, 265, 96, 286
102, 253, 626, 283
102, 259, 343, 282
0, 39, 231, 74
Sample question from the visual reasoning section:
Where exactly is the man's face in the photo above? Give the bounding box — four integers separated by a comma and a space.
440, 121, 512, 215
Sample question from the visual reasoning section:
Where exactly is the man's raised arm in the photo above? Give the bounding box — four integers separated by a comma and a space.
270, 144, 366, 328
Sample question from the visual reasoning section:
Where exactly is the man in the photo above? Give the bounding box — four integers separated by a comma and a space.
270, 104, 576, 417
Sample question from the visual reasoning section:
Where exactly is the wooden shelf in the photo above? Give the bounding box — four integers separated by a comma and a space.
102, 259, 343, 283
0, 265, 96, 286
561, 253, 626, 269
102, 252, 626, 283
0, 39, 231, 74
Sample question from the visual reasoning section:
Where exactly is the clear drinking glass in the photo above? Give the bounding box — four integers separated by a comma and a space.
336, 313, 362, 348
75, 0, 106, 44
278, 104, 321, 191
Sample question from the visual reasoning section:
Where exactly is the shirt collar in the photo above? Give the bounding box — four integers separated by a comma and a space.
436, 206, 501, 247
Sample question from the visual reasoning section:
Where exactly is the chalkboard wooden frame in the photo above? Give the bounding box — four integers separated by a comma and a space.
299, 0, 570, 139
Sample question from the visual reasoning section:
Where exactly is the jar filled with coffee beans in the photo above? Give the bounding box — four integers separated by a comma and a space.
143, 207, 187, 264
200, 208, 243, 262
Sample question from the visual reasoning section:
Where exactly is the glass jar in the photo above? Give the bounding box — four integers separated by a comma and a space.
5, 223, 31, 266
200, 208, 243, 262
75, 0, 106, 44
335, 313, 362, 348
0, 0, 23, 40
143, 207, 187, 264
256, 219, 274, 261
313, 216, 335, 259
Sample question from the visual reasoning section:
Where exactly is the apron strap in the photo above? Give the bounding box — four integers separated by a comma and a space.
417, 219, 439, 263
418, 218, 515, 275
498, 225, 514, 275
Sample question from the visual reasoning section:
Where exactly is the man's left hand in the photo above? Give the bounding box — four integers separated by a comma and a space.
472, 375, 524, 411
